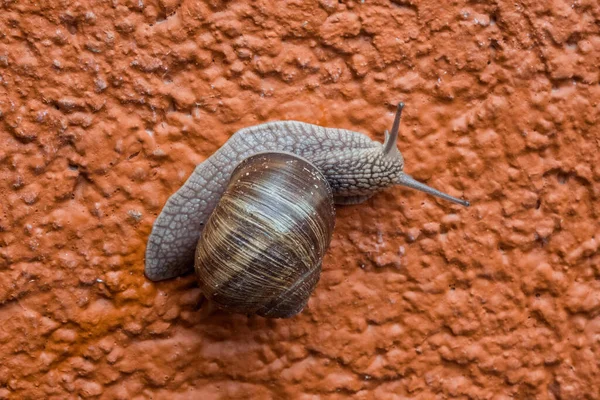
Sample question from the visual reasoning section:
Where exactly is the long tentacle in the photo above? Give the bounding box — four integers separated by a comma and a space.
396, 173, 470, 207
383, 102, 404, 155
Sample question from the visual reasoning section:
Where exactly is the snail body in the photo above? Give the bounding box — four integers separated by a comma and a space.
195, 152, 335, 318
146, 118, 388, 281
145, 103, 469, 317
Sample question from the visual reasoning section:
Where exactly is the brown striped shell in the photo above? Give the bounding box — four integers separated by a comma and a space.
194, 152, 336, 318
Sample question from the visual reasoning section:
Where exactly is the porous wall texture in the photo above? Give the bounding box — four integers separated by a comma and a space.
1, 0, 599, 398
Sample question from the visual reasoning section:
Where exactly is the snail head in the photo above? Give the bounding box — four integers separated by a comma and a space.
381, 102, 470, 207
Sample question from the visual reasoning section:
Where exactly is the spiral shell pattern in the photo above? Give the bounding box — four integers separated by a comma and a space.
194, 152, 335, 318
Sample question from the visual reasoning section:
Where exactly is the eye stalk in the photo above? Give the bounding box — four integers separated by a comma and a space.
387, 102, 470, 207
396, 173, 470, 207
383, 102, 404, 155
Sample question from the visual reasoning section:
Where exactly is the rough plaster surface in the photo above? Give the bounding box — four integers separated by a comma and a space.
1, 0, 599, 398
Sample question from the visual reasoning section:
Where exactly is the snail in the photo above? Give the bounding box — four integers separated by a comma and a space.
145, 103, 469, 317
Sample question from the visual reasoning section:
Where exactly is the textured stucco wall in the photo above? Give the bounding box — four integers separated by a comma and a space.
1, 0, 599, 398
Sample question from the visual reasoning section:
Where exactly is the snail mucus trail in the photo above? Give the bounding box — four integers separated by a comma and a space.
145, 103, 469, 318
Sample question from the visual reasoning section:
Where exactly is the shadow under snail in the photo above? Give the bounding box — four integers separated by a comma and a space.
145, 103, 469, 318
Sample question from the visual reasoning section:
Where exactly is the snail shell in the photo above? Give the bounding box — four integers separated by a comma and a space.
194, 152, 335, 318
